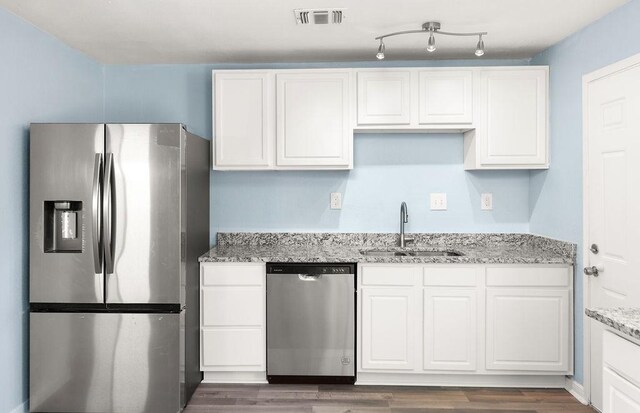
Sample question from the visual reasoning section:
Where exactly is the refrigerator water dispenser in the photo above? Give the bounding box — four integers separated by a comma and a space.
44, 201, 83, 253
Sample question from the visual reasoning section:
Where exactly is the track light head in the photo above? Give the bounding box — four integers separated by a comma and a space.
426, 32, 436, 53
376, 40, 385, 60
475, 35, 485, 57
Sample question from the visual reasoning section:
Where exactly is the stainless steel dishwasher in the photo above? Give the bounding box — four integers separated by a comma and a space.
266, 263, 356, 384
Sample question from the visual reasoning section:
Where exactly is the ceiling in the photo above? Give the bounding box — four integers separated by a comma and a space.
0, 0, 629, 64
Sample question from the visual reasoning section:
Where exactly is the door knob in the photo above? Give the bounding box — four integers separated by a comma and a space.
584, 265, 603, 277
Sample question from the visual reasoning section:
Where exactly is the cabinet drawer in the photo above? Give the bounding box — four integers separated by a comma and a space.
361, 265, 420, 286
423, 266, 478, 286
202, 286, 264, 327
486, 266, 570, 287
201, 263, 264, 286
604, 330, 640, 387
201, 327, 264, 369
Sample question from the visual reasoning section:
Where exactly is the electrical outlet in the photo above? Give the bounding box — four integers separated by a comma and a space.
430, 193, 447, 210
481, 193, 493, 210
330, 192, 342, 209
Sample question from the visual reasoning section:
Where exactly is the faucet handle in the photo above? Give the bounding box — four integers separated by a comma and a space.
404, 235, 415, 245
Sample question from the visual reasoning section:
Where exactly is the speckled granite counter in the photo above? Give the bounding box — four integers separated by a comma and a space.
586, 307, 640, 341
199, 233, 575, 265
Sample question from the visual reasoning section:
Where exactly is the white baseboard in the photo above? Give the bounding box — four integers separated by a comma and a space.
356, 373, 567, 388
565, 376, 588, 405
10, 401, 28, 413
203, 371, 267, 384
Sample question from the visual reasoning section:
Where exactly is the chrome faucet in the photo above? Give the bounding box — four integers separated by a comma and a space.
399, 202, 414, 248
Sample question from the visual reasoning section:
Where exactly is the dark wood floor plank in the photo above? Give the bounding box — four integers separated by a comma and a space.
312, 407, 391, 413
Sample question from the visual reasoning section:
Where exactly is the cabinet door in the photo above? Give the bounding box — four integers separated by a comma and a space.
479, 69, 547, 166
418, 70, 473, 124
276, 71, 352, 167
214, 72, 273, 168
357, 71, 411, 125
361, 287, 417, 371
603, 367, 640, 413
486, 288, 569, 372
423, 288, 477, 371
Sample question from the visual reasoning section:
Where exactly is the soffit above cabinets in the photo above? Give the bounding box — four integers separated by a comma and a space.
0, 0, 629, 64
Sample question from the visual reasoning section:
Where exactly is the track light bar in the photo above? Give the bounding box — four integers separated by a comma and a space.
374, 21, 487, 59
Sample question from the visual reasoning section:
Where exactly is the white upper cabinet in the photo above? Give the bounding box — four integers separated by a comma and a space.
354, 68, 473, 130
276, 71, 352, 168
213, 72, 274, 169
356, 70, 412, 126
418, 70, 473, 125
464, 67, 549, 169
212, 66, 549, 171
212, 69, 353, 170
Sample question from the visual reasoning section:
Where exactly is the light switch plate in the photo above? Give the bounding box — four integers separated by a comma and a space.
330, 192, 342, 209
430, 193, 447, 210
481, 193, 493, 210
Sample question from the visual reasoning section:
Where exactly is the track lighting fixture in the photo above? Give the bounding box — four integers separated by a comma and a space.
375, 21, 487, 59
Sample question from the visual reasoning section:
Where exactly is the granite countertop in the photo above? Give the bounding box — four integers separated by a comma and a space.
586, 307, 640, 341
199, 232, 575, 265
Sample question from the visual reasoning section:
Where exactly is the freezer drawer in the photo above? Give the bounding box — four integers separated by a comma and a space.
30, 312, 183, 413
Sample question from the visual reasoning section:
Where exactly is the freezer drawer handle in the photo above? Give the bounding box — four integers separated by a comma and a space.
103, 153, 115, 274
298, 274, 322, 281
92, 154, 103, 273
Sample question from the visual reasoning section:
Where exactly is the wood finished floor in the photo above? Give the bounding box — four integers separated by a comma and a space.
184, 384, 595, 413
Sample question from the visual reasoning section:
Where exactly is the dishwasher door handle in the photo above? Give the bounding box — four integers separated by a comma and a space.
298, 274, 322, 281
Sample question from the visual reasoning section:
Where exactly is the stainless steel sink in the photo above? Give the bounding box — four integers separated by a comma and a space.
360, 249, 463, 257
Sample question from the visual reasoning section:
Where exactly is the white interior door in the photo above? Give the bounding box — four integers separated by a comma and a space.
585, 55, 640, 410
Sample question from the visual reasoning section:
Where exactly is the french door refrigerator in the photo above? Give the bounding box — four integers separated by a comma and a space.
29, 124, 210, 413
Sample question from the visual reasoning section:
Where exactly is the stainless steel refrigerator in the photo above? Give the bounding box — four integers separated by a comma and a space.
29, 124, 209, 413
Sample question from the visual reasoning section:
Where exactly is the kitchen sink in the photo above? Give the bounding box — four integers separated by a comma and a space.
360, 249, 463, 257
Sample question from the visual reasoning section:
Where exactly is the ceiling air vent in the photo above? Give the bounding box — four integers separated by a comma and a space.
294, 8, 346, 25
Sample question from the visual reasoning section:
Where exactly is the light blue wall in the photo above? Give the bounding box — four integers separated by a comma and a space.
0, 8, 104, 413
530, 0, 640, 385
104, 59, 532, 239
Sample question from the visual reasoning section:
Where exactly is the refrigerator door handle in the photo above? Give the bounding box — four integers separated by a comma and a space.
103, 153, 115, 274
92, 154, 103, 273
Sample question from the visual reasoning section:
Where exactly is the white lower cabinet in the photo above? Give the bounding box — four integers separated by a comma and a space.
357, 264, 573, 385
423, 266, 479, 372
603, 367, 640, 413
200, 263, 266, 382
423, 287, 478, 371
361, 287, 418, 371
485, 265, 572, 372
603, 330, 640, 412
485, 288, 569, 372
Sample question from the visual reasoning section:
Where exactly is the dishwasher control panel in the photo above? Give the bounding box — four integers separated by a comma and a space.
267, 263, 355, 275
